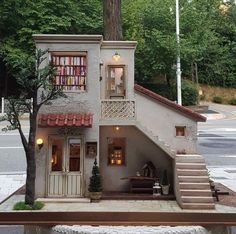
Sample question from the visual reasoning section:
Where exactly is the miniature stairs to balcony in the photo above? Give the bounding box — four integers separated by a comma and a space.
135, 122, 176, 158
175, 154, 215, 210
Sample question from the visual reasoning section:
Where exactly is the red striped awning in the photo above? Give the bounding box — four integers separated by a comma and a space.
38, 113, 93, 128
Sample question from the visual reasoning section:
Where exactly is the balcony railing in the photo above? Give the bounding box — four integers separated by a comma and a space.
101, 99, 136, 120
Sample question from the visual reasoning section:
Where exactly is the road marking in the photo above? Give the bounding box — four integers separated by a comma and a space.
0, 133, 29, 136
219, 155, 236, 158
0, 146, 23, 149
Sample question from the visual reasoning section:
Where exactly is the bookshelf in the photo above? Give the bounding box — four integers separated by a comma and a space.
52, 55, 87, 91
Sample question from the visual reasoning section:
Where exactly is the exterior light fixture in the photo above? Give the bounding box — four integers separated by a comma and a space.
115, 126, 120, 131
36, 138, 44, 150
112, 52, 121, 62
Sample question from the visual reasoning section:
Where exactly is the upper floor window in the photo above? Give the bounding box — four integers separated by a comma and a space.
51, 52, 87, 91
107, 65, 125, 99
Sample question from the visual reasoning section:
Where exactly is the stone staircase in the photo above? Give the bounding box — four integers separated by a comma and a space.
135, 122, 175, 158
176, 154, 215, 210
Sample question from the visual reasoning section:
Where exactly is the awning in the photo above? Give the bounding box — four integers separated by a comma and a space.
38, 113, 93, 127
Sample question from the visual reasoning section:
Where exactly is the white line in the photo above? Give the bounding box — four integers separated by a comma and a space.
0, 133, 29, 136
219, 155, 236, 158
0, 146, 23, 149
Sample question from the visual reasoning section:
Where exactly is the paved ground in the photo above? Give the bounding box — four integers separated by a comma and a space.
1, 194, 236, 213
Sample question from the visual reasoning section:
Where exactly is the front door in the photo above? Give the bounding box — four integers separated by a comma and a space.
47, 137, 83, 197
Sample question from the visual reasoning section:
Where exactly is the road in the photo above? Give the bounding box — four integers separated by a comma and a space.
197, 104, 236, 192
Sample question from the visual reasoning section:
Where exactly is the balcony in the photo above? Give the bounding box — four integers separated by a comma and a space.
101, 99, 136, 121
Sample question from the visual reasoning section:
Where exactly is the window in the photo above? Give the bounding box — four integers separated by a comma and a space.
107, 65, 125, 99
51, 53, 87, 91
51, 139, 63, 171
175, 126, 186, 137
108, 137, 125, 165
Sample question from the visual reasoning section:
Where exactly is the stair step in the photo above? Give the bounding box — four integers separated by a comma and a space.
180, 183, 210, 190
181, 203, 215, 210
178, 176, 209, 183
182, 196, 214, 203
177, 169, 208, 176
176, 156, 204, 163
176, 163, 207, 170
180, 189, 212, 196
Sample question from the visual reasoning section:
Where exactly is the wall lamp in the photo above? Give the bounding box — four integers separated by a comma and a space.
112, 52, 121, 62
36, 138, 44, 150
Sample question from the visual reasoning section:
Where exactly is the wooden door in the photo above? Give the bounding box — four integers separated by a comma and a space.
47, 137, 83, 197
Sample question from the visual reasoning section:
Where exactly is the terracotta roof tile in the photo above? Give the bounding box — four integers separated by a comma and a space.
38, 113, 93, 127
134, 84, 206, 122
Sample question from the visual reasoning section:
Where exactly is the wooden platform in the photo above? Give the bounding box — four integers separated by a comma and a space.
102, 192, 175, 200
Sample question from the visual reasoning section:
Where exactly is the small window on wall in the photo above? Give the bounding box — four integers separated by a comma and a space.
175, 126, 186, 137
108, 137, 125, 165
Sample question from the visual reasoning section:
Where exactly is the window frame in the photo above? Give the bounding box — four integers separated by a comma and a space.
50, 51, 87, 93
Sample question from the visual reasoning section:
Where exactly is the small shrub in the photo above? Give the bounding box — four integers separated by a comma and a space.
14, 201, 44, 210
229, 98, 236, 105
181, 80, 199, 106
212, 96, 223, 104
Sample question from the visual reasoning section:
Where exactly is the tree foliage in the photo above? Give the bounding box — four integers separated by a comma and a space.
123, 0, 236, 88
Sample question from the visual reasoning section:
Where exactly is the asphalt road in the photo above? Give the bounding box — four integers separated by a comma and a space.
198, 118, 236, 167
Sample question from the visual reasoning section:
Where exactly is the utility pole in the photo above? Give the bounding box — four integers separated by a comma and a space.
176, 0, 182, 105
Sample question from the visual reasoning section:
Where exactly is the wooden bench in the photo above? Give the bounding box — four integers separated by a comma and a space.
121, 176, 158, 193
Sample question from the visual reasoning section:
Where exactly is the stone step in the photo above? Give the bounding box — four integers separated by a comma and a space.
182, 196, 214, 203
177, 169, 208, 176
176, 163, 207, 170
176, 156, 205, 163
179, 182, 210, 190
181, 203, 215, 210
178, 176, 210, 183
180, 189, 212, 196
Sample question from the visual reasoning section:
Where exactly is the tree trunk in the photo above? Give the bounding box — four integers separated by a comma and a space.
103, 0, 123, 40
25, 98, 38, 206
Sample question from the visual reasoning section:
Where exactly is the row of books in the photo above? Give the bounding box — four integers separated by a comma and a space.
52, 56, 86, 66
55, 85, 86, 91
54, 76, 86, 86
56, 66, 86, 76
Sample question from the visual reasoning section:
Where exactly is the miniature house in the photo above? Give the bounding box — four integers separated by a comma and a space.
34, 35, 214, 210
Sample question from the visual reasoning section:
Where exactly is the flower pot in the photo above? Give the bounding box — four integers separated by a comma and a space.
90, 191, 102, 202
161, 184, 170, 195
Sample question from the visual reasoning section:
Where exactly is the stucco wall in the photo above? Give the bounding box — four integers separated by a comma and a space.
100, 42, 136, 100
100, 126, 173, 192
35, 37, 101, 197
135, 92, 198, 154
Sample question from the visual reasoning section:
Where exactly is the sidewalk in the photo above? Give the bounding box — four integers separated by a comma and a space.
0, 173, 26, 204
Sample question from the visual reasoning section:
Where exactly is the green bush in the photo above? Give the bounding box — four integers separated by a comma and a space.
229, 98, 236, 105
181, 80, 199, 106
212, 96, 223, 104
13, 201, 44, 210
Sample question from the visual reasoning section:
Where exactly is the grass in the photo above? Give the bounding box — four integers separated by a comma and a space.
13, 201, 44, 210
199, 84, 236, 104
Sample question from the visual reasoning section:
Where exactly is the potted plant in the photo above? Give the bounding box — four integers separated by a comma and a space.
160, 169, 170, 195
88, 158, 102, 202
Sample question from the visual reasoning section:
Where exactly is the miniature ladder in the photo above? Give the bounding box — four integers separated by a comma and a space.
175, 154, 215, 210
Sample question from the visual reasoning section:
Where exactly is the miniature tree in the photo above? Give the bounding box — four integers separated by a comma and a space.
0, 49, 65, 206
88, 158, 102, 193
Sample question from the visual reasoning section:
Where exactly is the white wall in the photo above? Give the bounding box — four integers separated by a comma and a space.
34, 35, 102, 197
136, 92, 198, 154
100, 42, 137, 100
100, 126, 173, 192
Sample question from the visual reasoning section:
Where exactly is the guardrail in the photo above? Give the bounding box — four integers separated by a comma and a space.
0, 97, 33, 114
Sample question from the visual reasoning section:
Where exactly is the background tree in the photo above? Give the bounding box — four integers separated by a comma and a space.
103, 0, 123, 40
0, 49, 65, 205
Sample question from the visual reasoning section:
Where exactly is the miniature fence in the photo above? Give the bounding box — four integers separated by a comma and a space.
101, 99, 136, 120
